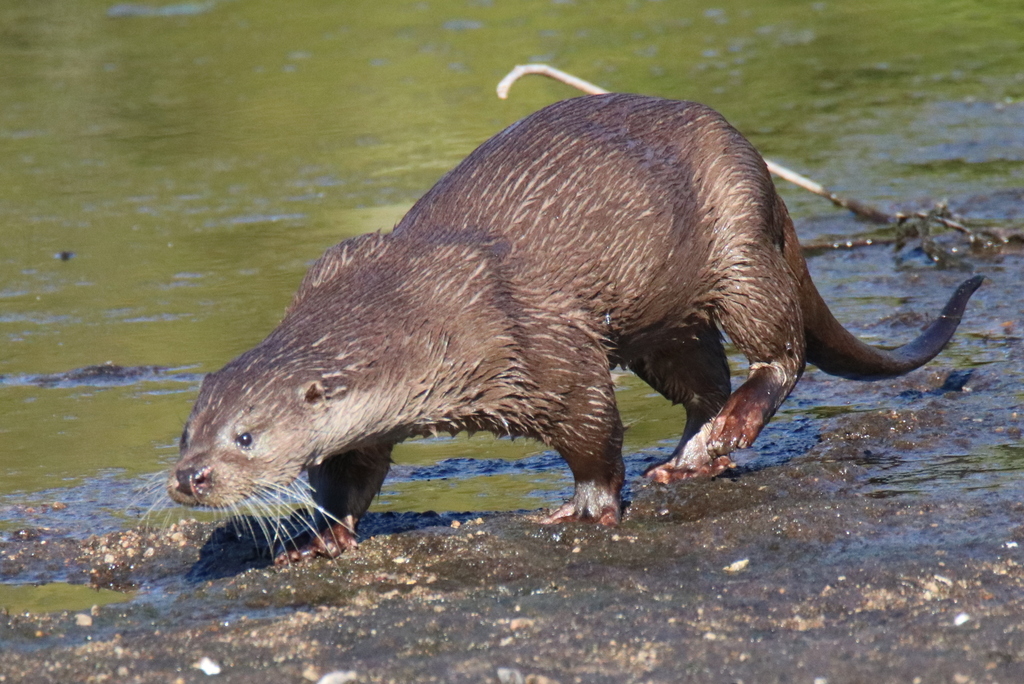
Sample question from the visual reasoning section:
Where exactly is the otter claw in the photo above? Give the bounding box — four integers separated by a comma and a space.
273, 522, 358, 565
539, 502, 620, 526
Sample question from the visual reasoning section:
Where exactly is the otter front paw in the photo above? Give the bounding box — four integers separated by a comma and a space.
273, 522, 358, 565
538, 496, 620, 526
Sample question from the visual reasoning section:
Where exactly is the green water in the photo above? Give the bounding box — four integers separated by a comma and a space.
1, 0, 1022, 516
0, 582, 132, 615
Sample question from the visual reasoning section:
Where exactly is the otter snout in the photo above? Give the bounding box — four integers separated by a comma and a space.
173, 462, 213, 502
167, 455, 226, 506
167, 447, 266, 508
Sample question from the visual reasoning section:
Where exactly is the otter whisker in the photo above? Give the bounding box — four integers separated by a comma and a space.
262, 485, 312, 549
128, 471, 169, 516
269, 478, 346, 532
254, 491, 293, 552
219, 489, 282, 555
243, 492, 286, 553
251, 479, 349, 563
262, 483, 322, 551
128, 471, 189, 532
228, 501, 262, 549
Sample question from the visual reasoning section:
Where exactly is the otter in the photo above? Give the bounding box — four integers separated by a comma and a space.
168, 94, 983, 563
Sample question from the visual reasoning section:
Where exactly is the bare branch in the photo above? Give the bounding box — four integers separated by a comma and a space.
765, 163, 894, 224
496, 64, 608, 99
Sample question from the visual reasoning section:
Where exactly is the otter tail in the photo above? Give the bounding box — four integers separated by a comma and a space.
802, 273, 983, 380
781, 209, 983, 381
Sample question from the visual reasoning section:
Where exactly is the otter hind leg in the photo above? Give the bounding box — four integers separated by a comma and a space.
703, 244, 807, 458
274, 444, 392, 565
632, 327, 734, 482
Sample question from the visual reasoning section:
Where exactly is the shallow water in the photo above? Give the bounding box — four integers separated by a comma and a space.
2, 0, 1023, 612
0, 582, 132, 615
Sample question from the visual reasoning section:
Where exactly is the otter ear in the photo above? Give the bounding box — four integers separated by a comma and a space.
303, 381, 328, 404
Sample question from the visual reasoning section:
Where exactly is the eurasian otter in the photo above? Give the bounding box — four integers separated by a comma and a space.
168, 94, 983, 563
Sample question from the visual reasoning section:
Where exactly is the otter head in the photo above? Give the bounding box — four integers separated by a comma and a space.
167, 347, 342, 510
167, 232, 513, 512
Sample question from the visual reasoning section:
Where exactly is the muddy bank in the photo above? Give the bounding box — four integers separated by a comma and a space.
2, 359, 1023, 683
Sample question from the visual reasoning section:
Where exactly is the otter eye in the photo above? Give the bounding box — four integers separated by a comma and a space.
235, 432, 254, 449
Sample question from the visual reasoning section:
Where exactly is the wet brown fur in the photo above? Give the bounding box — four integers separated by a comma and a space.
168, 94, 982, 560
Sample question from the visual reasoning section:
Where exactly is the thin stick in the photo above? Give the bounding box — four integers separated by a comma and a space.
496, 64, 607, 99
497, 64, 895, 224
766, 165, 894, 223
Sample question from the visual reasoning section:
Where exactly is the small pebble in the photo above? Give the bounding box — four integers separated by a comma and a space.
194, 657, 221, 675
496, 668, 525, 684
74, 613, 92, 627
317, 671, 358, 684
723, 558, 750, 573
954, 612, 971, 626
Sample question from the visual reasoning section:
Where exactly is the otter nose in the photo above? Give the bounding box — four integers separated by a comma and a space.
175, 464, 213, 499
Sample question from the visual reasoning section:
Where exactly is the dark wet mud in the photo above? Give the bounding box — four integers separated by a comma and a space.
2, 218, 1023, 683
